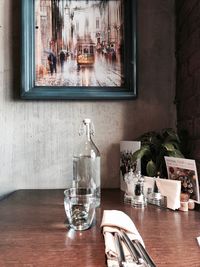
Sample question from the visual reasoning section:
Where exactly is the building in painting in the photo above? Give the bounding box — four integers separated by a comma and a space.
61, 0, 123, 55
35, 0, 52, 77
35, 0, 124, 79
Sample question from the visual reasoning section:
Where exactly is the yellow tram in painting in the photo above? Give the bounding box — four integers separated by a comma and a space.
76, 36, 95, 67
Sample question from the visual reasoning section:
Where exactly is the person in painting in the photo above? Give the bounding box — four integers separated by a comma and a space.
48, 52, 57, 75
60, 51, 65, 73
53, 54, 57, 74
111, 45, 116, 62
48, 52, 54, 75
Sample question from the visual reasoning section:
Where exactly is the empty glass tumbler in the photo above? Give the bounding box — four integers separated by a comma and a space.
64, 188, 96, 231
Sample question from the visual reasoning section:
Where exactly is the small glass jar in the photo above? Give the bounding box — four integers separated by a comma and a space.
147, 187, 167, 208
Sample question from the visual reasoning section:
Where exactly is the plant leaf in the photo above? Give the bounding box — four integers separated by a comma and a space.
138, 131, 160, 145
162, 128, 180, 143
162, 142, 175, 151
131, 145, 151, 161
168, 149, 184, 158
146, 160, 157, 177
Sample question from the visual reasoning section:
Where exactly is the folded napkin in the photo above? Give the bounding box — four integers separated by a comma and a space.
101, 210, 145, 267
156, 178, 181, 210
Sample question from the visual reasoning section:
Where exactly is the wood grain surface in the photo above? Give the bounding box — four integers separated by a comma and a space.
0, 189, 199, 267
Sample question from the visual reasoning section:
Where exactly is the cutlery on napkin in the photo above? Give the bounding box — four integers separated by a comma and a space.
101, 210, 147, 267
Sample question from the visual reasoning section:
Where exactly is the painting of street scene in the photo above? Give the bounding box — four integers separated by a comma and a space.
35, 0, 125, 87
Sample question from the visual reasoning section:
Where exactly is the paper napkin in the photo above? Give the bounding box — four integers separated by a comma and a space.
156, 178, 181, 210
144, 176, 181, 210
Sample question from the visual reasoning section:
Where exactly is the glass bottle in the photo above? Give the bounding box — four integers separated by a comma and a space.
73, 119, 101, 207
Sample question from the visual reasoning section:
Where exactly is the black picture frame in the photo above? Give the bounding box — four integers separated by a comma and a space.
21, 0, 137, 100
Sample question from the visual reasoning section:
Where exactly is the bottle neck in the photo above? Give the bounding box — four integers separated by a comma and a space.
85, 122, 91, 141
78, 120, 100, 157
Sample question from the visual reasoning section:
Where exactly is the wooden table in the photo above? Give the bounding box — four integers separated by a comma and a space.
0, 189, 199, 267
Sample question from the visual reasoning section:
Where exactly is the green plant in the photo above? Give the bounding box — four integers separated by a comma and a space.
132, 128, 185, 178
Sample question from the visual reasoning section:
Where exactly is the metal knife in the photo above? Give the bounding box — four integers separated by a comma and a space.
133, 239, 156, 267
114, 232, 129, 267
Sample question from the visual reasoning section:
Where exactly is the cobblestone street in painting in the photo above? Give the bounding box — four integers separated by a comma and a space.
36, 53, 123, 87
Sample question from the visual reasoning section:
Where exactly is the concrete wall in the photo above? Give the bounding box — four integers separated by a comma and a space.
0, 0, 176, 198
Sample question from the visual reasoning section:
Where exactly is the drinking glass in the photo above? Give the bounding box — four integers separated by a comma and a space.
64, 188, 96, 231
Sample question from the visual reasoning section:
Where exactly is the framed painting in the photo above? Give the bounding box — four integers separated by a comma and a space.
21, 0, 137, 100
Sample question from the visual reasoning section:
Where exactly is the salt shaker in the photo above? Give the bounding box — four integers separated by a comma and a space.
124, 169, 136, 203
